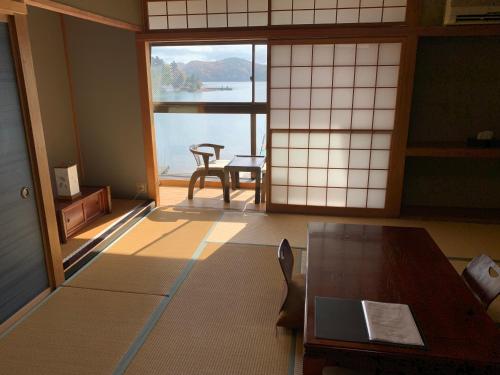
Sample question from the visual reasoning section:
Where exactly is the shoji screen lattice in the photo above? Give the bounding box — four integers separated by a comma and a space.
147, 0, 269, 29
145, 0, 407, 30
271, 0, 407, 25
269, 42, 402, 210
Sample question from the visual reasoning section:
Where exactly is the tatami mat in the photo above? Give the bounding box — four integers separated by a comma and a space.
2, 203, 499, 375
124, 243, 294, 375
67, 207, 220, 295
207, 211, 500, 259
0, 287, 161, 375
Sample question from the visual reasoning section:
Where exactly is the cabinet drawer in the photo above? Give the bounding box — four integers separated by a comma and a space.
84, 193, 103, 220
63, 204, 85, 233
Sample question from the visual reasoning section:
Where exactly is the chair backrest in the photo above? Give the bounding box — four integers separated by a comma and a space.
189, 144, 224, 170
189, 144, 209, 168
462, 254, 500, 308
278, 239, 294, 285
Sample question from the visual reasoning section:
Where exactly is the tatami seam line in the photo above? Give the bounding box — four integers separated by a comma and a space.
61, 284, 168, 297
112, 211, 225, 375
206, 239, 307, 251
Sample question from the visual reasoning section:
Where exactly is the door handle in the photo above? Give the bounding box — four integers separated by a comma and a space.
20, 186, 31, 199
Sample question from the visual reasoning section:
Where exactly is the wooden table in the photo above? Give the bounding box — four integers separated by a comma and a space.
223, 155, 265, 204
304, 223, 500, 375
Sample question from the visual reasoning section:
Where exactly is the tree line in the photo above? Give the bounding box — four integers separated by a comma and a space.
151, 56, 202, 92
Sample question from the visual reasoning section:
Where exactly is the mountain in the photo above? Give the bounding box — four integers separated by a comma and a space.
175, 57, 266, 82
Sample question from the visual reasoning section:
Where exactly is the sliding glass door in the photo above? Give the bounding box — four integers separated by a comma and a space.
150, 43, 267, 180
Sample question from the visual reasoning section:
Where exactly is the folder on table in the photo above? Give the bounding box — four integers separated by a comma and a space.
315, 297, 424, 348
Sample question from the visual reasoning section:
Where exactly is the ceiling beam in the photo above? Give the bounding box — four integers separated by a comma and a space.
0, 0, 27, 15
25, 0, 141, 32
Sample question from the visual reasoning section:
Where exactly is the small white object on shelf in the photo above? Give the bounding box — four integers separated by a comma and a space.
54, 164, 80, 199
362, 300, 424, 347
477, 130, 494, 140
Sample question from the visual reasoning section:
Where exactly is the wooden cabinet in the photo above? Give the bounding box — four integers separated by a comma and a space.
55, 186, 111, 243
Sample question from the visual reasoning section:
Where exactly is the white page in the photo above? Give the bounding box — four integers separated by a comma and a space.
362, 300, 424, 347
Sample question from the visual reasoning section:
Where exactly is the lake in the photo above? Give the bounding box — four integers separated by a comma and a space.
155, 82, 267, 177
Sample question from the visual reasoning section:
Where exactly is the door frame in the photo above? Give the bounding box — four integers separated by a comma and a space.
2, 14, 64, 290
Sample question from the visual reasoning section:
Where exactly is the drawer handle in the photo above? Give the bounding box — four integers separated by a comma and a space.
66, 218, 71, 223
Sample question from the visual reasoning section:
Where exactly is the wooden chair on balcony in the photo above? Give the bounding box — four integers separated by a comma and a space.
188, 144, 231, 199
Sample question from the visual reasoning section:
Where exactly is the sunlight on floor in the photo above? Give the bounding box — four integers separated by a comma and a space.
60, 199, 145, 260
160, 186, 266, 212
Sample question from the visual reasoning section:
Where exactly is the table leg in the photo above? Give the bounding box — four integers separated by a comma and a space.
303, 355, 326, 375
254, 170, 261, 204
230, 171, 238, 190
223, 168, 230, 203
235, 172, 240, 189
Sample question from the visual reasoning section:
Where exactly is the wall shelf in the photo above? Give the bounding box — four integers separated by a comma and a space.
417, 25, 500, 37
401, 205, 500, 223
406, 143, 500, 158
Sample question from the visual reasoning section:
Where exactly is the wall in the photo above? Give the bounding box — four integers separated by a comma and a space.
63, 16, 147, 198
27, 6, 78, 186
420, 0, 447, 26
54, 0, 142, 26
403, 159, 500, 208
409, 36, 500, 143
404, 33, 500, 209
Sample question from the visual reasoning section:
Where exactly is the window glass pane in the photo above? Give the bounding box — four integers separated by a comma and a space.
155, 113, 251, 177
151, 45, 253, 102
255, 45, 268, 102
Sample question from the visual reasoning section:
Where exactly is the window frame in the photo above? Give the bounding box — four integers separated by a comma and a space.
150, 41, 268, 179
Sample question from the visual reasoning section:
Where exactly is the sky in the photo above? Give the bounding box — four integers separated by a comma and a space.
151, 44, 267, 65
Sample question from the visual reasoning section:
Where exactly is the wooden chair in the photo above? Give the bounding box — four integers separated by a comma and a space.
462, 254, 500, 309
276, 238, 305, 329
188, 144, 229, 199
277, 238, 294, 313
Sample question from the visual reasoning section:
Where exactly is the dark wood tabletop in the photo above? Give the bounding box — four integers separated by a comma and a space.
304, 222, 500, 375
225, 155, 266, 171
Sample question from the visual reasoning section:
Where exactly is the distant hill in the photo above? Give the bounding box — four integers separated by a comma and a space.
162, 57, 266, 82
180, 57, 266, 82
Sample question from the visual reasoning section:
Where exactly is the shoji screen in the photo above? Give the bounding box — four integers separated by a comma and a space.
269, 41, 402, 211
145, 0, 407, 30
147, 0, 269, 29
271, 0, 407, 25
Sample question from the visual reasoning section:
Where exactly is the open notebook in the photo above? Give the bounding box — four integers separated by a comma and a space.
361, 300, 424, 347
314, 297, 424, 347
